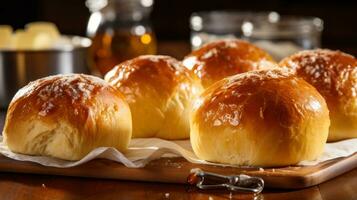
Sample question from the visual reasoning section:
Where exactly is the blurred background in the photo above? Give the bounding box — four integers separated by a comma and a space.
1, 0, 357, 56
1, 0, 357, 109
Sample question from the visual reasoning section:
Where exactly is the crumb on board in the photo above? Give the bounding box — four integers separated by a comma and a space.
229, 192, 233, 199
164, 193, 170, 198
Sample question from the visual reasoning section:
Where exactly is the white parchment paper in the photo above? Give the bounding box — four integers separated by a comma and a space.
0, 136, 356, 168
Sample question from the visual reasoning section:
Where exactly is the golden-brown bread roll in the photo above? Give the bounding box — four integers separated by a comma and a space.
182, 39, 277, 89
3, 74, 132, 160
190, 69, 330, 167
280, 49, 357, 141
104, 55, 203, 139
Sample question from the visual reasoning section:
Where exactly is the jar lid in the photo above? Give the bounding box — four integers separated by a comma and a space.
86, 0, 154, 12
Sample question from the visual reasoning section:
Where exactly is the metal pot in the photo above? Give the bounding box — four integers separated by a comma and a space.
0, 36, 92, 108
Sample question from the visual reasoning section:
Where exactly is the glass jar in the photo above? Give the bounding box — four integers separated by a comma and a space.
190, 11, 323, 60
86, 0, 157, 76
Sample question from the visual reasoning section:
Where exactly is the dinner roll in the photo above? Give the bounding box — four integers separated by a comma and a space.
280, 49, 357, 141
190, 69, 330, 167
182, 39, 277, 88
105, 55, 202, 139
3, 74, 132, 161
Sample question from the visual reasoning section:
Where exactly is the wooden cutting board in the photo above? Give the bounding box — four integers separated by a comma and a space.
0, 153, 355, 189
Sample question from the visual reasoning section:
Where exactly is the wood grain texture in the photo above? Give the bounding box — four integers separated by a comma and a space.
0, 169, 357, 200
0, 153, 355, 189
0, 171, 317, 200
319, 166, 357, 200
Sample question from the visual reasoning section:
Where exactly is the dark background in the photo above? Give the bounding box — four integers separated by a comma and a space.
1, 0, 357, 54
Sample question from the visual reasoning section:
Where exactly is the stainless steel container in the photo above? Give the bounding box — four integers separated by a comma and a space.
0, 36, 92, 108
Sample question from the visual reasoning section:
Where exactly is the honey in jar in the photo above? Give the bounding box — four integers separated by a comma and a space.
86, 0, 157, 75
90, 28, 156, 75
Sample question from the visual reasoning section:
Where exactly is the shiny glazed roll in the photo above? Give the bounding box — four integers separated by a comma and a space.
190, 69, 330, 167
182, 39, 277, 89
104, 55, 202, 139
280, 49, 357, 141
3, 74, 132, 161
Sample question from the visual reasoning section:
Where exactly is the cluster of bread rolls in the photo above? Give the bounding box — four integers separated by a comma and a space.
189, 40, 356, 166
3, 39, 356, 167
3, 55, 201, 161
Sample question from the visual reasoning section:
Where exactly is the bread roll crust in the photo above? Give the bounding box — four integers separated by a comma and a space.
183, 39, 277, 88
191, 69, 330, 167
105, 55, 202, 139
280, 49, 357, 141
3, 74, 132, 160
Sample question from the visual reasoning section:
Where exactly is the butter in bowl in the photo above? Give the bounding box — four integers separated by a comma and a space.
0, 22, 92, 108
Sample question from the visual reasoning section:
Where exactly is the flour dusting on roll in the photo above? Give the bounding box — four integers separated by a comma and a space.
190, 69, 330, 167
3, 74, 132, 160
183, 39, 278, 89
280, 49, 357, 141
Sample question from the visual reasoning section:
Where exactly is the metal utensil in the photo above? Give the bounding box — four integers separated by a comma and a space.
0, 36, 92, 108
187, 168, 264, 194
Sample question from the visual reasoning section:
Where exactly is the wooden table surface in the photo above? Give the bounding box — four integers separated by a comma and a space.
0, 110, 356, 200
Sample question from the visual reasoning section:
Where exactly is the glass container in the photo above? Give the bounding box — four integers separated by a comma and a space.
86, 0, 157, 75
190, 11, 323, 60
